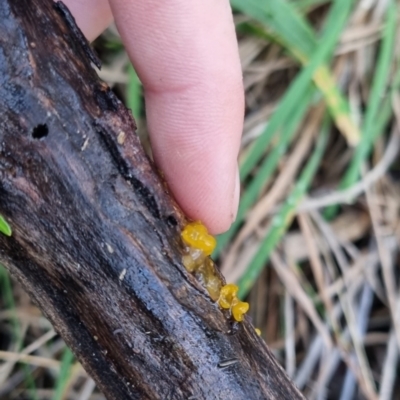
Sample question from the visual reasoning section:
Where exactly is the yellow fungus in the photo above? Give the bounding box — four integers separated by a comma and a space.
231, 298, 249, 322
181, 221, 216, 256
255, 328, 261, 336
180, 223, 250, 323
218, 284, 239, 309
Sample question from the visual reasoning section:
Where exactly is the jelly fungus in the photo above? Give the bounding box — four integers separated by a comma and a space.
231, 298, 249, 322
218, 284, 249, 322
181, 221, 216, 256
180, 222, 249, 322
218, 284, 239, 309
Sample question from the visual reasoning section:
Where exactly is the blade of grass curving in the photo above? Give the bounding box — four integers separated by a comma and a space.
231, 0, 316, 55
237, 118, 329, 299
53, 347, 74, 400
127, 64, 142, 121
342, 1, 396, 186
214, 87, 316, 257
238, 0, 355, 182
0, 214, 11, 236
214, 0, 354, 257
324, 1, 397, 218
313, 64, 359, 145
232, 0, 359, 144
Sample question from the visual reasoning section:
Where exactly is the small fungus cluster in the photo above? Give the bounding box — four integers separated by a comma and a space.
181, 222, 249, 322
218, 284, 249, 322
181, 221, 221, 302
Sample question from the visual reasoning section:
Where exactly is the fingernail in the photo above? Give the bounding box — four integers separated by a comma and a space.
231, 167, 240, 222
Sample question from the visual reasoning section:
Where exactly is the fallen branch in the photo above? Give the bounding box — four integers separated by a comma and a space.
0, 1, 304, 399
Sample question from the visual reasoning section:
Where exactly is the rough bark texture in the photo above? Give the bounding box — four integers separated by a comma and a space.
0, 1, 304, 399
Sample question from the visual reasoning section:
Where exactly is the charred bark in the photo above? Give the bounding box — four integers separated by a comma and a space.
0, 1, 304, 399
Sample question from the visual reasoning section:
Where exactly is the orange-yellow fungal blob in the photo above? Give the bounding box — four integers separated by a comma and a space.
218, 284, 250, 321
255, 328, 261, 336
231, 298, 249, 322
181, 222, 216, 256
181, 223, 221, 301
218, 284, 239, 309
180, 223, 250, 322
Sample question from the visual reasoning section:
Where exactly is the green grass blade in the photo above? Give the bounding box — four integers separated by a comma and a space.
214, 0, 354, 257
342, 2, 397, 186
238, 117, 329, 299
53, 347, 74, 400
214, 87, 316, 257
324, 1, 397, 218
231, 0, 316, 55
239, 0, 355, 182
0, 214, 11, 236
127, 64, 142, 121
232, 0, 359, 144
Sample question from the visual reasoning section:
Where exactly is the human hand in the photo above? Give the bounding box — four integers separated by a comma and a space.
62, 0, 244, 234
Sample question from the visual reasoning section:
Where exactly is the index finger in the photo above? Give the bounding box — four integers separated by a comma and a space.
109, 0, 244, 234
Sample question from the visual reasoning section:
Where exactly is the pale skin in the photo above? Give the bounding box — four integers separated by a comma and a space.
62, 0, 244, 234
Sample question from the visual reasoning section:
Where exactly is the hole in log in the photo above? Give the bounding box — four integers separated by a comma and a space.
166, 215, 178, 227
32, 124, 48, 139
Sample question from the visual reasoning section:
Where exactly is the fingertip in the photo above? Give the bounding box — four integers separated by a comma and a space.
209, 169, 240, 235
60, 0, 113, 41
203, 166, 240, 235
109, 0, 244, 234
161, 151, 240, 235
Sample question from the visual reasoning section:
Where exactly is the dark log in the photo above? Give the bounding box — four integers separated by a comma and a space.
0, 0, 305, 399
